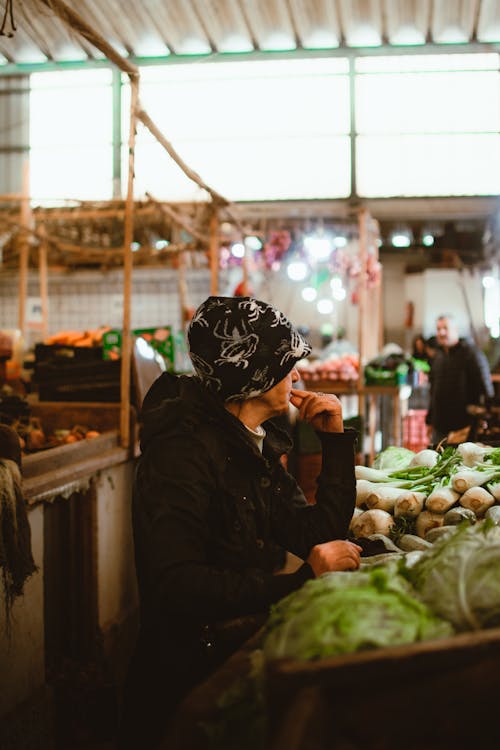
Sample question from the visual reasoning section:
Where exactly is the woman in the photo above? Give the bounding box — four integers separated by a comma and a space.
118, 295, 361, 749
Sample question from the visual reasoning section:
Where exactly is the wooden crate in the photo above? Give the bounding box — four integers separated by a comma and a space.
266, 627, 500, 749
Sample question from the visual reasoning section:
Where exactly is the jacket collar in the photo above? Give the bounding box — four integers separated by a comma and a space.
140, 372, 293, 458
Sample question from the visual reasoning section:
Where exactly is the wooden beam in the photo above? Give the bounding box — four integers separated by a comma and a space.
209, 208, 219, 295
17, 161, 31, 337
136, 107, 229, 207
120, 73, 139, 450
145, 193, 209, 245
39, 0, 139, 76
38, 225, 49, 340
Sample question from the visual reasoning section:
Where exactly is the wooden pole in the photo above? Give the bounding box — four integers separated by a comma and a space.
209, 208, 219, 295
136, 108, 228, 208
357, 208, 368, 427
17, 161, 31, 338
145, 193, 209, 245
241, 241, 249, 296
38, 225, 49, 340
40, 0, 139, 76
120, 73, 139, 450
177, 251, 189, 328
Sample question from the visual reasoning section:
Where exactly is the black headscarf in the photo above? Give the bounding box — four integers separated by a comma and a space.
187, 296, 311, 402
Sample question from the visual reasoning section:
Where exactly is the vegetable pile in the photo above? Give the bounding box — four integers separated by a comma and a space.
263, 565, 453, 661
351, 442, 500, 544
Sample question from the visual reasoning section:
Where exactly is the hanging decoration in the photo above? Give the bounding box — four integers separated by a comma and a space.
262, 230, 291, 269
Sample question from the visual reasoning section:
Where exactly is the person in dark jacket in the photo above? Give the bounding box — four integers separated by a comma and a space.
118, 295, 361, 749
426, 314, 494, 444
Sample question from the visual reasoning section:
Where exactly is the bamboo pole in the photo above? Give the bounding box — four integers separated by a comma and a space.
357, 207, 368, 423
136, 108, 229, 207
177, 251, 189, 328
17, 161, 31, 338
120, 73, 139, 450
241, 242, 249, 296
145, 193, 209, 245
209, 208, 219, 295
40, 0, 139, 76
38, 225, 49, 340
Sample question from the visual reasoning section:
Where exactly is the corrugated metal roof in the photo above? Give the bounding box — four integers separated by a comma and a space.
0, 0, 499, 65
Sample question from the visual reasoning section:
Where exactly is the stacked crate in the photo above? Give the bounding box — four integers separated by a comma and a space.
402, 409, 428, 453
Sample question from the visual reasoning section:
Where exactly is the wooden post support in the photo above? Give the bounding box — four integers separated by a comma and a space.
209, 208, 219, 296
357, 207, 368, 426
17, 160, 31, 337
38, 225, 49, 341
120, 74, 139, 450
177, 251, 189, 329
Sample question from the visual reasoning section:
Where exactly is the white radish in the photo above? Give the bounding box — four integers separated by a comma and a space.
349, 507, 364, 531
425, 486, 460, 514
350, 509, 395, 538
487, 482, 500, 502
456, 442, 495, 467
356, 479, 378, 507
394, 491, 426, 518
355, 466, 391, 482
365, 485, 405, 513
451, 470, 491, 493
459, 486, 495, 517
415, 510, 444, 539
409, 449, 439, 468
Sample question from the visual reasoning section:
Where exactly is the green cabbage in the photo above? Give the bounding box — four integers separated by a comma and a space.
262, 565, 453, 662
373, 445, 415, 471
407, 520, 500, 632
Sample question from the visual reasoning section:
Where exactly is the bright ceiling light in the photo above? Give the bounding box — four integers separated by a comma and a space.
391, 231, 412, 248
304, 236, 332, 261
330, 276, 342, 290
334, 235, 348, 248
131, 242, 141, 252
332, 287, 346, 301
287, 261, 308, 281
422, 233, 434, 247
301, 286, 317, 302
244, 235, 262, 251
483, 276, 496, 289
231, 242, 245, 258
155, 239, 169, 250
317, 298, 334, 314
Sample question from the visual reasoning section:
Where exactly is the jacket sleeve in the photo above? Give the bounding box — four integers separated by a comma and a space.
468, 346, 494, 401
133, 434, 313, 625
270, 429, 357, 561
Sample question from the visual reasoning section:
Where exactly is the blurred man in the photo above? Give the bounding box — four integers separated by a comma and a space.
426, 314, 493, 444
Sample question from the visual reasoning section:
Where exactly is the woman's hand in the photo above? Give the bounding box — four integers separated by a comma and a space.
290, 388, 344, 432
307, 540, 362, 577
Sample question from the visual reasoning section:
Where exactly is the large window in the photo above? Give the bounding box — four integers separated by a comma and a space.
29, 53, 500, 203
355, 54, 500, 197
30, 70, 113, 203
125, 58, 351, 201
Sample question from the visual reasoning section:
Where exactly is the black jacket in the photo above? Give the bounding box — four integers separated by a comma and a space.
426, 339, 494, 434
120, 372, 356, 747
